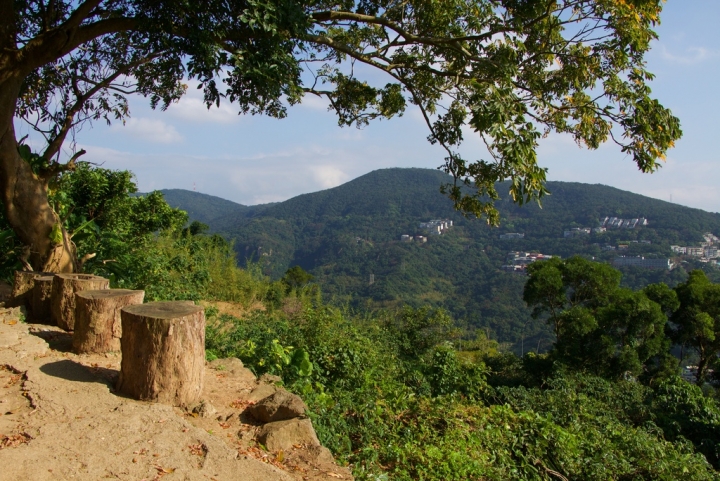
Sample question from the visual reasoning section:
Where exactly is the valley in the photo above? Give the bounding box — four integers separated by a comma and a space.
161, 168, 720, 352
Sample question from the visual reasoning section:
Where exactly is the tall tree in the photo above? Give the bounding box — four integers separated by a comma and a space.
1, 0, 681, 272
671, 270, 720, 385
525, 257, 671, 378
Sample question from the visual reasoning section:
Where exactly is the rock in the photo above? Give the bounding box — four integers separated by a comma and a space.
209, 357, 244, 370
191, 400, 217, 419
258, 373, 281, 384
247, 383, 279, 403
0, 306, 28, 322
257, 418, 320, 452
307, 445, 336, 464
248, 389, 307, 423
209, 357, 256, 383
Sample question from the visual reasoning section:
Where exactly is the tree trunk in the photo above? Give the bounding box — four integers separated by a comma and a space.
73, 289, 144, 354
8, 270, 53, 308
116, 301, 205, 407
51, 273, 109, 330
0, 77, 75, 273
31, 275, 54, 323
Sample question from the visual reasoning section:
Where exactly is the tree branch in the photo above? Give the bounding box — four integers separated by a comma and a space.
62, 0, 104, 30
18, 16, 138, 74
41, 53, 158, 162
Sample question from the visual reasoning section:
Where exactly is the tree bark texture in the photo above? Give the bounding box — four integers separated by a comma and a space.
9, 270, 53, 308
116, 301, 205, 407
72, 289, 145, 354
51, 273, 109, 330
0, 77, 75, 273
31, 275, 54, 323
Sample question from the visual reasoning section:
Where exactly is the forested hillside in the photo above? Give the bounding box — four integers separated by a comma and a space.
169, 168, 720, 351
6, 163, 720, 480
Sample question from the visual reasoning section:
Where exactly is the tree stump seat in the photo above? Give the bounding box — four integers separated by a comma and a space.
116, 301, 205, 406
10, 270, 53, 309
51, 274, 109, 330
31, 276, 54, 323
72, 289, 145, 354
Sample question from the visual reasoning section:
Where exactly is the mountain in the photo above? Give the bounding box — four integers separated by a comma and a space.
158, 189, 278, 225
167, 168, 720, 351
159, 189, 248, 224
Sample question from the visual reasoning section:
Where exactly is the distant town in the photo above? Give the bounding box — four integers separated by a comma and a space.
564, 216, 649, 238
502, 252, 556, 273
496, 215, 720, 273
399, 219, 454, 242
403, 217, 719, 273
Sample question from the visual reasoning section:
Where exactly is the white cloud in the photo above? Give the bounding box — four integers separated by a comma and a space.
112, 117, 182, 144
299, 94, 331, 111
167, 96, 240, 124
311, 165, 349, 188
660, 45, 719, 65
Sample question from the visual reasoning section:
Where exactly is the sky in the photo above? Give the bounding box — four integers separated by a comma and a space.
16, 1, 720, 211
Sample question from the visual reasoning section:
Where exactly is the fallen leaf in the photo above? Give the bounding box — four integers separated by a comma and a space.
153, 465, 175, 477
0, 432, 32, 449
327, 473, 343, 479
188, 443, 207, 456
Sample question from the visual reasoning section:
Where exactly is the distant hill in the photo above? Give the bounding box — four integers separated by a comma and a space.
158, 189, 249, 225
158, 189, 276, 226
167, 168, 720, 351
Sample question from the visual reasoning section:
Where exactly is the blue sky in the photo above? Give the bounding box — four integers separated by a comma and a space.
17, 1, 720, 211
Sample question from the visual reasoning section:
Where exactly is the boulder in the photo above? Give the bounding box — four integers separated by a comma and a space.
256, 418, 320, 452
191, 400, 217, 419
258, 373, 282, 384
209, 357, 256, 384
248, 389, 307, 423
246, 383, 279, 403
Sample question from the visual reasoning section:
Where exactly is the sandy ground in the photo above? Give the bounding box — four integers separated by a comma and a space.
0, 307, 352, 481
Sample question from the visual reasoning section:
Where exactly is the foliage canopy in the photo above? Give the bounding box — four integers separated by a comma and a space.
3, 0, 680, 250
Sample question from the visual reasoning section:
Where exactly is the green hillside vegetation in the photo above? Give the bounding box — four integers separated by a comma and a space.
167, 169, 720, 352
4, 164, 720, 479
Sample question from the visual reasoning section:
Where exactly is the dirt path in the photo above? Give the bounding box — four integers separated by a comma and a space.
0, 307, 352, 481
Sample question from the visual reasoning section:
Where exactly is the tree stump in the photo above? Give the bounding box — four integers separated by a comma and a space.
116, 301, 205, 406
72, 289, 145, 354
51, 274, 109, 331
9, 271, 52, 308
31, 276, 54, 323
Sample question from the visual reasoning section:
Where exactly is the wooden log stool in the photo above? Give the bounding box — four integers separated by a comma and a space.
116, 301, 205, 406
51, 274, 109, 330
9, 270, 53, 309
72, 289, 145, 354
31, 276, 54, 323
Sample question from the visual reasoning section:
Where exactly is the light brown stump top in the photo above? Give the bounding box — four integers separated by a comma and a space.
122, 301, 202, 319
54, 273, 106, 282
76, 289, 144, 301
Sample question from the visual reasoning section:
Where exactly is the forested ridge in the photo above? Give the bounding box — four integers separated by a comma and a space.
3, 163, 720, 479
162, 168, 720, 352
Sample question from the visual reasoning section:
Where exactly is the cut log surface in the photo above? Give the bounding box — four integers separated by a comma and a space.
31, 276, 54, 323
116, 301, 205, 407
10, 270, 53, 308
73, 289, 145, 354
51, 274, 109, 331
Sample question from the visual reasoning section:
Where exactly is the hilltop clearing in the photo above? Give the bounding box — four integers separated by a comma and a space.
0, 306, 351, 481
